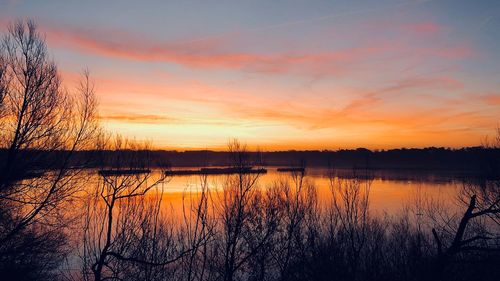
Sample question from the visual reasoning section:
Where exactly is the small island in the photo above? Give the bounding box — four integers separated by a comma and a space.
165, 167, 267, 176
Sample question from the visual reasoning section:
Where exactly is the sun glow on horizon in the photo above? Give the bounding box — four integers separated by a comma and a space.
2, 0, 499, 149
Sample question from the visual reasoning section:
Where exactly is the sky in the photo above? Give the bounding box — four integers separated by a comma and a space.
1, 0, 499, 150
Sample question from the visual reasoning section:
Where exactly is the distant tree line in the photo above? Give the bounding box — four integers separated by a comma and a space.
5, 146, 494, 173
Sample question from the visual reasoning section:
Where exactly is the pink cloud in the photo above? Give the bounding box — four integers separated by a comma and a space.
403, 22, 442, 35
479, 93, 500, 105
39, 21, 472, 76
44, 25, 386, 75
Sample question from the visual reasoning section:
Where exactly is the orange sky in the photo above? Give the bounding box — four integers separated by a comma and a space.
2, 0, 499, 150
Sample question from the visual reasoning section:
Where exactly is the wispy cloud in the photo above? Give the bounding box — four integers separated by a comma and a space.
41, 19, 471, 76
402, 22, 442, 35
100, 113, 178, 124
44, 26, 385, 75
478, 93, 500, 105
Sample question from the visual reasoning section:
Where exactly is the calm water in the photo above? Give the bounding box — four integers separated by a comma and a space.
158, 167, 463, 216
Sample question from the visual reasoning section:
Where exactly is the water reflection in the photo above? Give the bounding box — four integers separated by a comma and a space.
149, 167, 461, 216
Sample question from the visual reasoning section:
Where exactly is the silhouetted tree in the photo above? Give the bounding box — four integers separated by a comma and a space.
211, 140, 277, 281
177, 174, 214, 281
329, 169, 372, 280
269, 165, 319, 281
430, 128, 500, 280
81, 136, 189, 281
0, 19, 99, 280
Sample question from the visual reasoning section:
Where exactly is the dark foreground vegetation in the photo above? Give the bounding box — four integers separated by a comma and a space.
1, 20, 499, 281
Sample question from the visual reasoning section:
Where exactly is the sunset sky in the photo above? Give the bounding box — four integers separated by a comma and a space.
1, 0, 499, 150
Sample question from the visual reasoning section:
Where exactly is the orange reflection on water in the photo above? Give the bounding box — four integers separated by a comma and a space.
135, 168, 461, 219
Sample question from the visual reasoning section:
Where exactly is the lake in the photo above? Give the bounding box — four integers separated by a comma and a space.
155, 167, 465, 217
